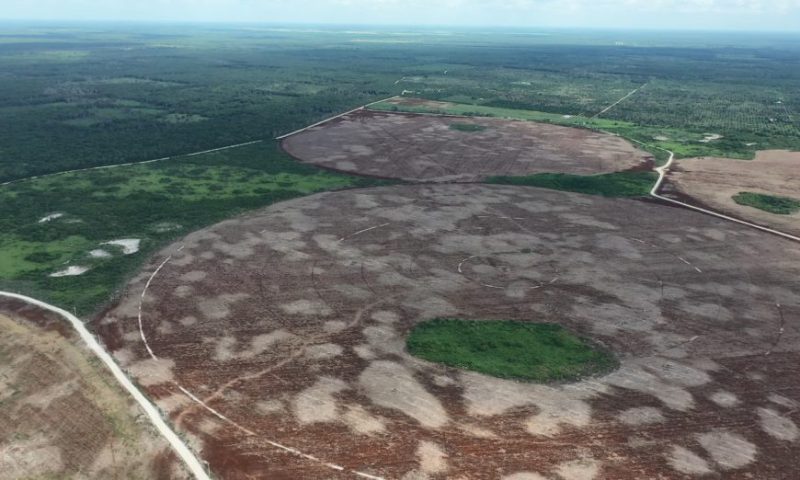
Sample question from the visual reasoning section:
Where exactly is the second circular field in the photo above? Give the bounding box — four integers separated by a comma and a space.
100, 184, 800, 479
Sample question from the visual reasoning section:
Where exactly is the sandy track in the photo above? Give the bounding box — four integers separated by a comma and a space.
589, 82, 647, 119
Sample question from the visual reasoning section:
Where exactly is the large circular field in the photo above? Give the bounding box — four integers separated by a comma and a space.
281, 110, 652, 182
98, 184, 800, 479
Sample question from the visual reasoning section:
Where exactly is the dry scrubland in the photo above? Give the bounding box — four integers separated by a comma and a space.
0, 298, 188, 479
666, 150, 800, 236
99, 183, 800, 479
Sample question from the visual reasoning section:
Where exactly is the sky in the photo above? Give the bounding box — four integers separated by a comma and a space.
1, 0, 800, 31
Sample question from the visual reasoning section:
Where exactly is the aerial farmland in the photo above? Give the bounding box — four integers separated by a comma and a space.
1, 16, 799, 480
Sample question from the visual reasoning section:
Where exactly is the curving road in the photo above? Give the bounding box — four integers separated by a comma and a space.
649, 149, 800, 243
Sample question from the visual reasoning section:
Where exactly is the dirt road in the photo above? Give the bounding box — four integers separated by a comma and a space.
0, 291, 211, 480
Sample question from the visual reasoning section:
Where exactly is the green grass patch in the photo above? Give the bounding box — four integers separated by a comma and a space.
372, 100, 625, 129
407, 318, 617, 382
0, 141, 392, 315
486, 171, 657, 197
732, 192, 800, 215
449, 123, 487, 133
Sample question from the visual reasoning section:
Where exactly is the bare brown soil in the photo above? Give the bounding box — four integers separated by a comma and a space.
666, 150, 800, 237
98, 184, 800, 479
281, 109, 650, 182
0, 299, 188, 480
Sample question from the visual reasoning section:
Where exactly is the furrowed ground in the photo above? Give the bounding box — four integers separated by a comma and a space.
281, 109, 652, 182
100, 183, 800, 479
0, 298, 189, 479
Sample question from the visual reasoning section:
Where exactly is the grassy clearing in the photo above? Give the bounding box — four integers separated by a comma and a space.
486, 171, 657, 197
0, 141, 391, 315
373, 99, 624, 129
733, 192, 800, 215
407, 318, 617, 382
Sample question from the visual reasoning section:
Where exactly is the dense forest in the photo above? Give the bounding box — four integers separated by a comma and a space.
1, 25, 799, 181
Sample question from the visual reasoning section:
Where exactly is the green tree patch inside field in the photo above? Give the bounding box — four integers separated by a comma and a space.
485, 171, 657, 197
732, 192, 800, 215
406, 318, 618, 382
449, 123, 487, 132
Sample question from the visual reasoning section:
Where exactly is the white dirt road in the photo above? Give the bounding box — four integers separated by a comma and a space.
590, 83, 647, 119
275, 96, 398, 140
649, 148, 800, 243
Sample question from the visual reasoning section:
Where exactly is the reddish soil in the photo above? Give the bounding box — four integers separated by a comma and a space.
0, 300, 188, 480
666, 150, 800, 237
281, 109, 651, 182
98, 184, 800, 479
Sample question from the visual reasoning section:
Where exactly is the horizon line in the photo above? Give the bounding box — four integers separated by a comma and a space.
1, 18, 800, 35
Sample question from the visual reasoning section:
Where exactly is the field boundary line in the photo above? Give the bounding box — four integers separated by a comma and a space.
0, 291, 211, 480
590, 82, 647, 119
276, 95, 398, 140
4, 95, 400, 187
0, 139, 263, 187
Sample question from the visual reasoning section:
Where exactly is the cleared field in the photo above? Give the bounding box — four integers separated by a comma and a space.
665, 150, 800, 237
281, 109, 651, 182
98, 184, 800, 479
0, 298, 188, 479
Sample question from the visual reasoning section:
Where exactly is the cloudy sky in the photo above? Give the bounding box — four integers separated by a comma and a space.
2, 0, 799, 31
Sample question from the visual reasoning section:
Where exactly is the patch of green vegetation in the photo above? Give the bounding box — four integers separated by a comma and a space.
161, 113, 208, 124
406, 318, 617, 382
732, 192, 800, 215
373, 100, 621, 128
449, 123, 487, 132
0, 141, 392, 315
486, 171, 657, 197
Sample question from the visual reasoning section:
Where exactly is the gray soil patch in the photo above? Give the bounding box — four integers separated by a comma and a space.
98, 184, 800, 479
282, 110, 650, 182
